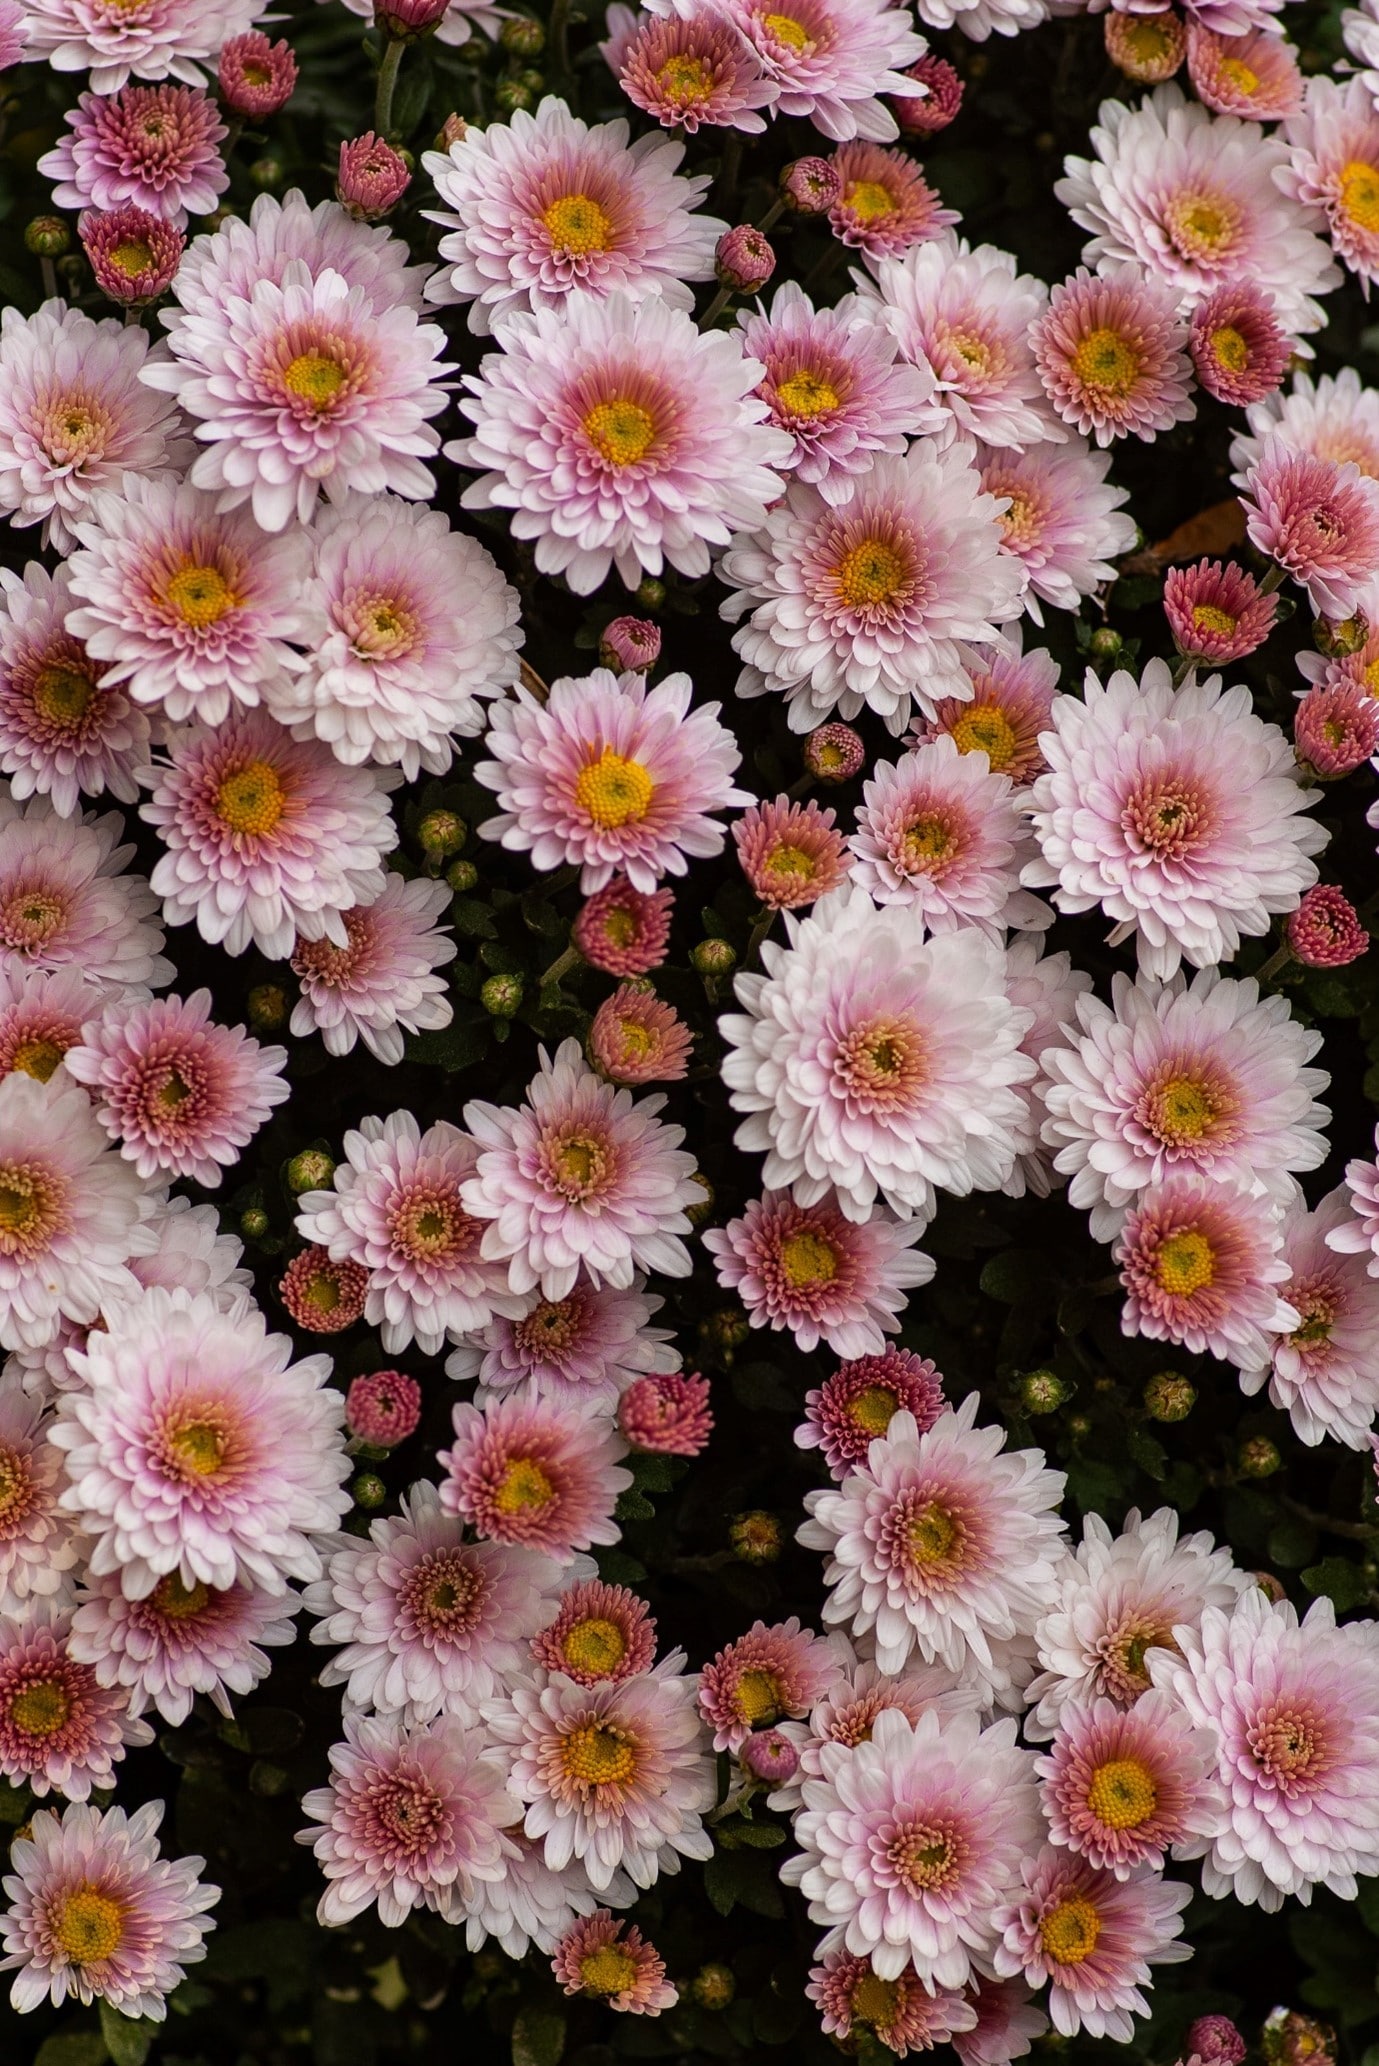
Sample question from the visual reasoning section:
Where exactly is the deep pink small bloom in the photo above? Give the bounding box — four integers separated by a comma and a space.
40, 85, 228, 229
797, 1348, 946, 1477
705, 1192, 932, 1359
1288, 885, 1369, 967
438, 1395, 632, 1561
1244, 438, 1379, 621
715, 224, 775, 292
1033, 264, 1194, 446
698, 1616, 835, 1751
734, 796, 848, 910
572, 878, 673, 976
914, 646, 1061, 786
618, 1370, 713, 1457
1035, 1689, 1221, 1875
346, 1370, 422, 1447
810, 1948, 978, 2055
79, 205, 185, 306
218, 33, 298, 118
279, 1247, 369, 1336
781, 156, 842, 215
1189, 285, 1290, 407
530, 1577, 656, 1685
599, 617, 661, 675
1186, 24, 1302, 119
1116, 1174, 1296, 1369
1186, 2017, 1247, 2066
1104, 11, 1186, 84
803, 721, 865, 783
1294, 679, 1379, 776
741, 1727, 801, 1784
893, 55, 963, 136
588, 985, 691, 1086
605, 8, 777, 136
827, 141, 956, 260
1163, 559, 1279, 664
337, 133, 412, 221
552, 1910, 676, 2014
0, 1607, 151, 1800
377, 0, 452, 34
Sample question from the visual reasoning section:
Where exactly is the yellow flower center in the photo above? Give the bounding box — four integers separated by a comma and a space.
543, 191, 615, 256
891, 1822, 957, 1890
164, 562, 237, 629
951, 702, 1018, 770
1210, 326, 1249, 376
775, 368, 842, 419
574, 747, 655, 829
779, 1229, 837, 1286
110, 239, 155, 277
580, 1945, 640, 1997
216, 759, 285, 838
0, 1171, 46, 1242
1341, 160, 1379, 233
1123, 16, 1176, 60
1290, 1289, 1335, 1350
583, 398, 657, 468
763, 840, 818, 883
169, 1420, 225, 1478
836, 537, 908, 610
494, 1456, 555, 1514
1217, 54, 1259, 92
10, 1680, 70, 1737
733, 1668, 783, 1727
1166, 192, 1239, 260
613, 1014, 654, 1060
152, 1573, 211, 1620
1155, 1228, 1215, 1297
353, 594, 416, 658
562, 1616, 626, 1677
9, 1038, 64, 1084
907, 1499, 958, 1566
1193, 602, 1238, 638
1039, 1895, 1101, 1966
900, 813, 954, 873
32, 663, 95, 727
1150, 1074, 1218, 1143
1071, 327, 1141, 396
283, 352, 346, 407
54, 1887, 125, 1967
764, 9, 812, 46
844, 179, 895, 223
851, 1973, 900, 2030
847, 1385, 899, 1437
657, 53, 713, 100
561, 1722, 636, 1787
550, 1131, 607, 1198
1086, 1756, 1158, 1830
0, 1444, 28, 1524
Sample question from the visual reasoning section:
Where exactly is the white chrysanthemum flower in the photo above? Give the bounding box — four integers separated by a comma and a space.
1230, 365, 1379, 488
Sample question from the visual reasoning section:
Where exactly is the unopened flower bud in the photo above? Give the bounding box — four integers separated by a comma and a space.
700, 1307, 750, 1363
740, 1728, 800, 1785
376, 0, 451, 37
1314, 612, 1368, 659
493, 77, 535, 112
1066, 1412, 1092, 1438
1253, 1570, 1287, 1604
892, 54, 963, 135
25, 216, 70, 258
446, 858, 479, 893
1287, 885, 1368, 968
730, 1510, 781, 1563
686, 1171, 715, 1228
246, 983, 287, 1034
599, 615, 662, 675
803, 722, 865, 784
1238, 1435, 1281, 1479
218, 31, 298, 116
1103, 8, 1185, 81
1089, 626, 1123, 659
286, 1148, 334, 1197
80, 205, 185, 306
481, 973, 523, 1018
1020, 1368, 1069, 1415
714, 223, 775, 293
418, 809, 465, 861
346, 1370, 422, 1448
352, 1471, 388, 1509
240, 1206, 270, 1240
1262, 2010, 1336, 2066
500, 13, 545, 52
691, 1964, 736, 2011
691, 937, 736, 978
436, 113, 468, 150
1143, 1371, 1195, 1422
635, 577, 666, 611
780, 155, 842, 214
1185, 2017, 1246, 2066
337, 133, 412, 220
249, 156, 283, 190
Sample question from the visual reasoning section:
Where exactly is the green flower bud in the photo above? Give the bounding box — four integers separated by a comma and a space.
481, 973, 523, 1018
446, 858, 479, 893
1020, 1368, 1069, 1415
1143, 1370, 1195, 1422
352, 1472, 387, 1510
730, 1510, 781, 1564
286, 1148, 335, 1196
25, 217, 70, 258
691, 1965, 736, 2011
691, 938, 736, 977
1238, 1435, 1281, 1479
417, 809, 465, 861
246, 983, 287, 1034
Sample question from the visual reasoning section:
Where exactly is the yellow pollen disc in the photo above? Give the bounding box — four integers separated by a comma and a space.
1290, 1293, 1334, 1350
165, 562, 236, 630
844, 179, 895, 223
1086, 1756, 1158, 1830
543, 191, 615, 256
1124, 17, 1174, 59
733, 1667, 783, 1726
563, 1616, 626, 1677
763, 840, 817, 882
494, 1455, 555, 1515
241, 60, 272, 86
1210, 326, 1249, 376
283, 352, 346, 406
779, 1229, 837, 1287
110, 239, 155, 277
1169, 194, 1236, 254
581, 1945, 639, 1997
1155, 1228, 1215, 1297
1071, 326, 1141, 397
847, 1384, 899, 1437
155, 1066, 193, 1113
0, 1446, 27, 1522
1193, 601, 1238, 638
908, 1499, 957, 1566
552, 1132, 605, 1195
836, 537, 907, 611
574, 747, 655, 829
657, 53, 713, 100
33, 663, 95, 726
776, 368, 842, 419
170, 1421, 225, 1478
1039, 1895, 1101, 1967
601, 908, 637, 950
10, 1680, 70, 1737
583, 398, 657, 468
614, 1015, 655, 1060
850, 1973, 900, 2030
1341, 160, 1379, 233
9, 1039, 64, 1084
303, 1271, 342, 1315
1153, 1075, 1217, 1142
54, 1887, 125, 1966
562, 1722, 636, 1787
0, 1175, 42, 1239
764, 9, 812, 46
900, 813, 953, 872
216, 759, 286, 839
153, 1573, 211, 1620
950, 703, 1017, 769
1217, 55, 1259, 92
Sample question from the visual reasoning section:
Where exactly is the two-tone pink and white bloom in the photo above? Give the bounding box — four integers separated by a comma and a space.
439, 1396, 632, 1563
913, 641, 1062, 785
705, 1191, 933, 1358
667, 0, 927, 140
1187, 24, 1301, 121
423, 98, 720, 333
0, 1604, 152, 1800
1025, 660, 1326, 980
1245, 1188, 1379, 1447
1281, 79, 1379, 296
1000, 937, 1095, 1201
993, 1848, 1191, 2040
477, 669, 749, 895
68, 1568, 298, 1727
1327, 1126, 1379, 1279
698, 1618, 837, 1751
808, 1948, 978, 2056
771, 1645, 983, 1817
602, 4, 779, 134
977, 439, 1137, 621
162, 188, 432, 328
1232, 365, 1379, 486
1242, 439, 1379, 622
1031, 265, 1195, 447
0, 796, 171, 993
446, 1274, 679, 1411
1035, 1690, 1222, 1875
39, 85, 228, 228
22, 0, 260, 93
289, 873, 457, 1065
0, 562, 149, 818
1115, 1173, 1297, 1369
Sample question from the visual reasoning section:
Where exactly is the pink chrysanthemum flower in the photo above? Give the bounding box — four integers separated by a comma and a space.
1185, 25, 1301, 120
162, 188, 431, 332
304, 1479, 568, 1726
142, 268, 452, 534
1025, 659, 1326, 980
797, 1347, 946, 1477
553, 1910, 676, 2013
740, 281, 938, 504
602, 5, 778, 135
478, 669, 749, 897
40, 85, 228, 228
1039, 968, 1329, 1243
439, 1396, 632, 1562
289, 875, 454, 1067
0, 301, 188, 553
65, 988, 289, 1186
0, 1372, 80, 1613
278, 1246, 369, 1335
80, 205, 185, 309
913, 643, 1061, 784
531, 1579, 657, 1687
1231, 365, 1379, 489
809, 1948, 978, 2056
977, 439, 1137, 624
23, 0, 260, 94
0, 1604, 152, 1800
849, 736, 1050, 939
617, 1370, 713, 1456
485, 1653, 714, 1890
445, 1274, 678, 1413
827, 142, 957, 260
799, 1395, 1067, 1684
1281, 79, 1379, 296
299, 1711, 520, 1927
1032, 265, 1194, 447
462, 1038, 699, 1301
454, 291, 790, 594
1055, 85, 1339, 336
588, 986, 692, 1086
295, 1111, 523, 1357
1028, 1506, 1248, 1740
140, 708, 400, 962
1243, 440, 1379, 621
704, 1191, 933, 1359
1188, 284, 1290, 407
895, 53, 963, 131
773, 1646, 985, 1816
698, 1617, 836, 1751
1035, 1689, 1222, 1875
723, 442, 1025, 735
53, 1285, 351, 1599
1289, 883, 1368, 967
0, 795, 169, 992
1163, 559, 1278, 663
66, 479, 309, 729
423, 99, 720, 335
721, 886, 1037, 1222
218, 31, 298, 118
1244, 1189, 1379, 1448
345, 1370, 421, 1448
954, 1977, 1048, 2066
1116, 1173, 1296, 1369
1152, 1587, 1379, 1908
1295, 678, 1379, 777
999, 937, 1096, 1202
68, 1568, 298, 1727
1, 1800, 216, 2020
671, 0, 927, 142
265, 494, 520, 780
0, 562, 148, 818
458, 1826, 620, 1961
861, 238, 1054, 451
573, 878, 673, 976
993, 1847, 1191, 2040
337, 134, 410, 222
735, 795, 848, 912
1104, 10, 1186, 85
782, 1705, 1042, 1987
0, 0, 23, 69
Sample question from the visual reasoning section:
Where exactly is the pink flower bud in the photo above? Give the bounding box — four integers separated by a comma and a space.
572, 878, 673, 976
599, 615, 662, 674
740, 1728, 800, 1784
336, 132, 412, 220
346, 1369, 423, 1447
803, 722, 865, 783
375, 0, 451, 36
1287, 886, 1368, 968
618, 1371, 713, 1456
589, 985, 692, 1085
715, 223, 775, 293
1185, 2017, 1247, 2066
79, 205, 185, 306
780, 155, 842, 214
218, 31, 298, 117
279, 1246, 369, 1335
892, 53, 963, 134
1294, 678, 1379, 777
1103, 9, 1185, 82
1162, 558, 1278, 664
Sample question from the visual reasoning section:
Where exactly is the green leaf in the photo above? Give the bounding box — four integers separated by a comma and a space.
511, 2005, 567, 2066
978, 1249, 1055, 1305
1302, 1556, 1371, 1612
703, 1847, 785, 1919
1268, 1518, 1318, 1569
449, 897, 498, 939
1127, 1426, 1168, 1482
99, 2001, 156, 2066
33, 2036, 107, 2066
614, 1488, 655, 1522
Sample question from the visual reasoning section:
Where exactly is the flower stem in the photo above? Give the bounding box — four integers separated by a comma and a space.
540, 943, 581, 990
698, 284, 733, 330
1255, 940, 1295, 986
743, 907, 776, 969
1258, 563, 1287, 596
375, 37, 406, 138
549, 0, 572, 83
